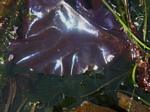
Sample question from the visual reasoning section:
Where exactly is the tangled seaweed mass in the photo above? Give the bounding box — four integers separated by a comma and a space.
7, 0, 142, 76
136, 56, 150, 92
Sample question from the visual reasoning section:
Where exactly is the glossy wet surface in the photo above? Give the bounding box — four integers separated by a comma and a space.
7, 0, 141, 76
1, 0, 150, 111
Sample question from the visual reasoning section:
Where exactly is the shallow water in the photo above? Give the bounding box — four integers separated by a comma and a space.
0, 0, 150, 112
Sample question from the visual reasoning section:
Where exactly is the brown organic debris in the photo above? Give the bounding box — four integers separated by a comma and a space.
69, 101, 116, 112
117, 92, 150, 112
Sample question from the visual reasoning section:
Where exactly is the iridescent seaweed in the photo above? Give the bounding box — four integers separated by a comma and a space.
7, 0, 141, 76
